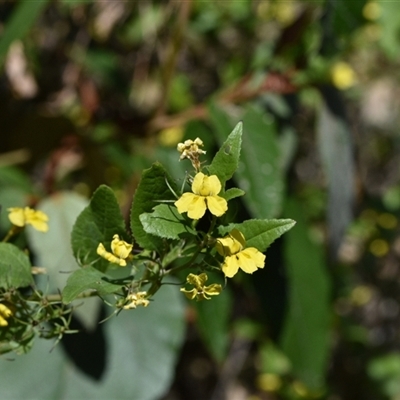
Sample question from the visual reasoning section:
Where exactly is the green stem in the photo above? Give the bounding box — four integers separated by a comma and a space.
2, 226, 22, 242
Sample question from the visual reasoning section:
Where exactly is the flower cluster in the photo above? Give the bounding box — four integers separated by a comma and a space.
177, 137, 206, 171
216, 229, 266, 278
180, 273, 222, 301
8, 207, 49, 232
123, 292, 149, 309
97, 234, 133, 267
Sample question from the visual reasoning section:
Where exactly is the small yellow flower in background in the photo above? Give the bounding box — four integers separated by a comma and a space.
158, 126, 184, 147
8, 207, 49, 232
216, 229, 266, 278
175, 172, 228, 220
97, 234, 133, 267
331, 62, 357, 90
180, 273, 222, 301
123, 291, 149, 309
0, 303, 12, 327
363, 1, 380, 21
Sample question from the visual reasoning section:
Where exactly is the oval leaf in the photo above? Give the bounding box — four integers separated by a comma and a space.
139, 204, 196, 240
0, 242, 33, 289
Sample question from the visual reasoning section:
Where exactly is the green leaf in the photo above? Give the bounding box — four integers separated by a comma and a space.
208, 122, 242, 186
195, 280, 232, 363
240, 105, 284, 218
209, 104, 285, 218
71, 185, 127, 272
219, 218, 296, 252
223, 187, 245, 201
26, 192, 103, 331
131, 163, 178, 250
139, 204, 196, 240
0, 243, 33, 289
62, 266, 123, 304
280, 199, 331, 390
0, 283, 186, 400
0, 0, 50, 68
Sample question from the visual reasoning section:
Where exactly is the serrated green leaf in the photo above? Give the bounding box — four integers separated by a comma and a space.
219, 218, 296, 252
71, 185, 127, 272
208, 122, 242, 186
0, 243, 33, 289
131, 163, 178, 250
139, 204, 196, 240
223, 187, 245, 201
62, 266, 123, 304
280, 199, 331, 390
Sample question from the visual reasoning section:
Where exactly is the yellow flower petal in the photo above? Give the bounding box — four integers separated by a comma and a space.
222, 255, 240, 278
206, 195, 227, 217
238, 248, 266, 274
0, 304, 12, 318
111, 234, 133, 259
216, 230, 244, 256
24, 208, 49, 232
175, 192, 197, 213
186, 272, 208, 289
8, 208, 25, 227
97, 242, 126, 267
0, 316, 8, 327
8, 207, 49, 232
180, 288, 198, 300
203, 283, 222, 297
176, 173, 227, 219
191, 172, 206, 194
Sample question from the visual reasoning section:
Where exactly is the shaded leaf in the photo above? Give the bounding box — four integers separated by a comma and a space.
27, 192, 102, 330
280, 199, 331, 390
240, 105, 284, 218
223, 187, 245, 201
139, 204, 196, 240
62, 266, 123, 304
219, 218, 296, 252
317, 91, 355, 258
208, 122, 242, 186
0, 243, 33, 289
195, 279, 232, 363
131, 163, 178, 250
71, 185, 127, 272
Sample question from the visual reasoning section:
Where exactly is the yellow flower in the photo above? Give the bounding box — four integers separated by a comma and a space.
180, 273, 222, 301
0, 303, 12, 327
174, 172, 228, 219
331, 62, 357, 90
8, 207, 49, 232
158, 126, 184, 147
123, 291, 149, 309
97, 234, 133, 267
216, 229, 266, 278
